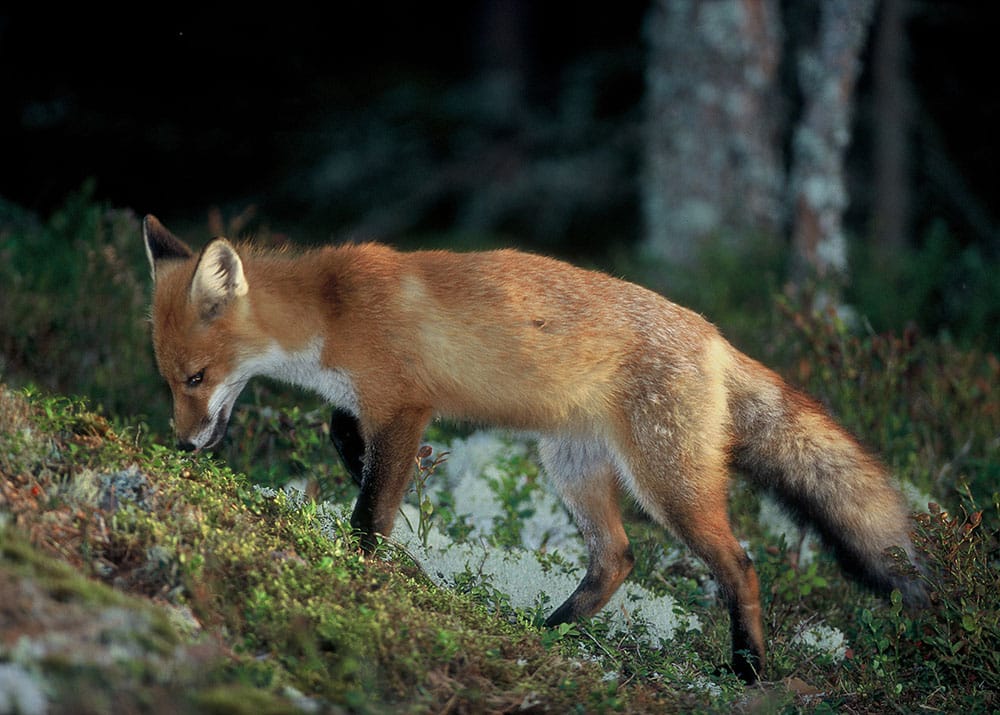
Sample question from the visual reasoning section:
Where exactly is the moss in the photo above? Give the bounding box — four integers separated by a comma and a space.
1, 533, 124, 608
0, 528, 230, 713
191, 685, 301, 715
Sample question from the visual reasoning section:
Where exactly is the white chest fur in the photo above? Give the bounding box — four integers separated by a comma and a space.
241, 339, 359, 414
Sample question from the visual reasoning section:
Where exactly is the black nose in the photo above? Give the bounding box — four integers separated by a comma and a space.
176, 440, 197, 452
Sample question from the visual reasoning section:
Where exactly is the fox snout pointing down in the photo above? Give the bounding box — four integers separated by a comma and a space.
143, 214, 926, 683
143, 223, 253, 452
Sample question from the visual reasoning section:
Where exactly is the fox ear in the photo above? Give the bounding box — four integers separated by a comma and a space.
190, 238, 248, 320
143, 215, 193, 281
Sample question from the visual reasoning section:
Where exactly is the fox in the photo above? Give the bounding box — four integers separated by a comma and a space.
142, 214, 926, 683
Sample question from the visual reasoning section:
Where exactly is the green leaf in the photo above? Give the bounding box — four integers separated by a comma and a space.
961, 614, 978, 633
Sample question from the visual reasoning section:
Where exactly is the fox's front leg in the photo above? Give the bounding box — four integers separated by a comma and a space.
330, 408, 365, 486
350, 407, 432, 552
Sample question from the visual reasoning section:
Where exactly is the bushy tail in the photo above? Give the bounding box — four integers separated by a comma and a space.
726, 352, 927, 608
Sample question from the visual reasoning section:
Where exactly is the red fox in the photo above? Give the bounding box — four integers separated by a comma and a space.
142, 215, 925, 682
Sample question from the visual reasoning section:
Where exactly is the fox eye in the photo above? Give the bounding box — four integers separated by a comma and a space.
185, 369, 205, 388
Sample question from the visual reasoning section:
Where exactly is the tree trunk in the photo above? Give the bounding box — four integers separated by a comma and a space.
788, 0, 877, 285
873, 0, 913, 254
642, 0, 784, 267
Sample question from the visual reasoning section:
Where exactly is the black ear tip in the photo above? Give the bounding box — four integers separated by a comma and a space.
143, 215, 193, 261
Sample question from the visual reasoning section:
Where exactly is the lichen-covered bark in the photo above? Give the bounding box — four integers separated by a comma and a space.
642, 0, 784, 266
788, 0, 877, 282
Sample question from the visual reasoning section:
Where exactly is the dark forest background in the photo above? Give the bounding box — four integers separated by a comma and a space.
1, 1, 998, 349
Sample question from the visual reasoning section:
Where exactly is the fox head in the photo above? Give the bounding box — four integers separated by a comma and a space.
143, 215, 254, 451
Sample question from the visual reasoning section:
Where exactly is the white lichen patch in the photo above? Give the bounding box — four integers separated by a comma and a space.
791, 621, 849, 663
271, 429, 703, 652
0, 664, 48, 715
757, 493, 817, 567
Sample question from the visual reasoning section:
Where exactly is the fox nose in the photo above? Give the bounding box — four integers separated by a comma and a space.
176, 440, 197, 452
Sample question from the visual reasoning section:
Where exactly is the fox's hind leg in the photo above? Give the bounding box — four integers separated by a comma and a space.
672, 500, 764, 683
626, 448, 766, 683
539, 437, 634, 626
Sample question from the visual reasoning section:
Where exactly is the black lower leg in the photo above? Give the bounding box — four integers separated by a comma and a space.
330, 408, 365, 486
349, 492, 380, 553
730, 604, 763, 684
